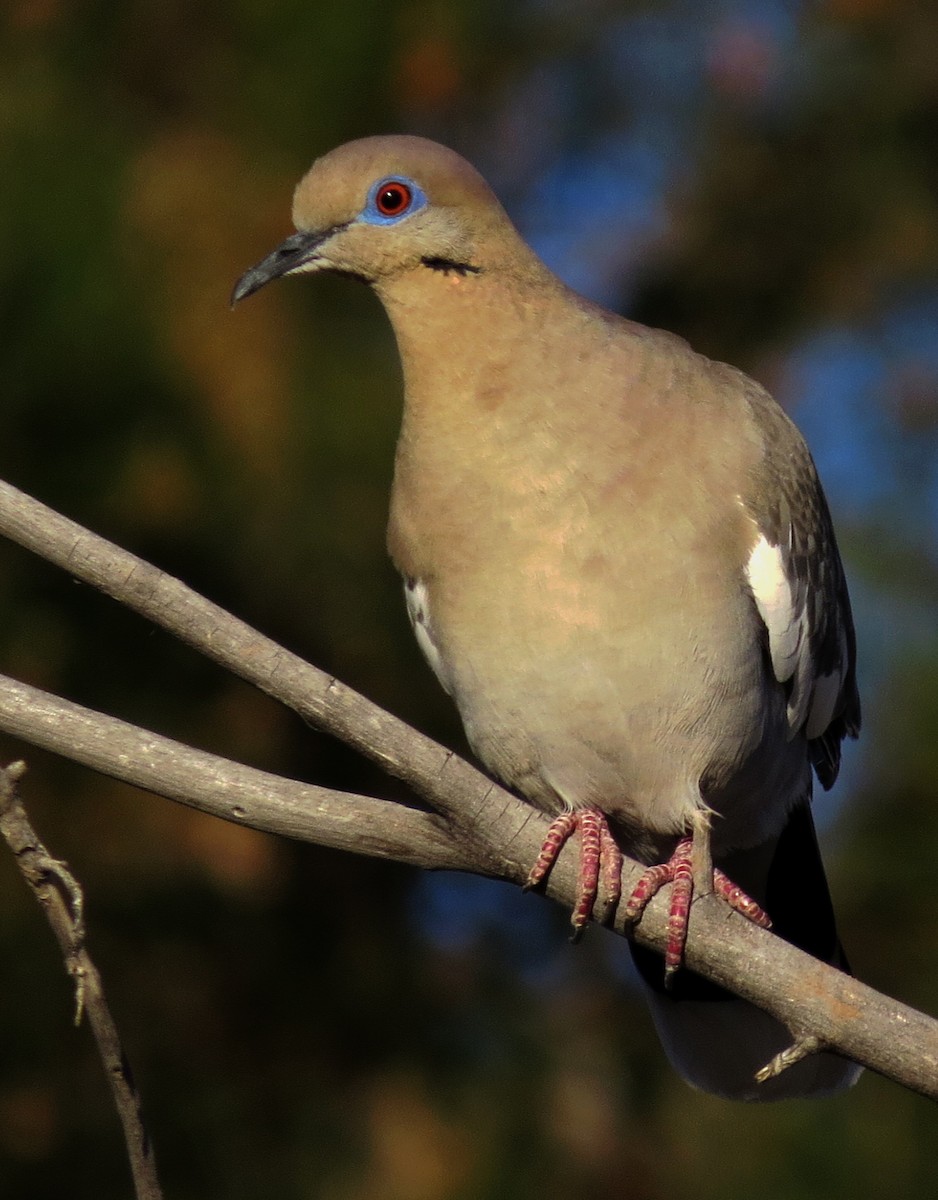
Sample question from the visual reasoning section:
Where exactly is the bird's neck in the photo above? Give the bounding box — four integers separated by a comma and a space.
374, 253, 577, 431
374, 255, 630, 582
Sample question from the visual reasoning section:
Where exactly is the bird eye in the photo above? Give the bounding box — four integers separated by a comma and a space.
375, 181, 413, 217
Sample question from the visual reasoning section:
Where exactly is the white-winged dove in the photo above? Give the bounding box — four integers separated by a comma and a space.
233, 135, 862, 1100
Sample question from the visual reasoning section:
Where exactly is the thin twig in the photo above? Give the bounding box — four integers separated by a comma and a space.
0, 762, 163, 1200
756, 1036, 827, 1083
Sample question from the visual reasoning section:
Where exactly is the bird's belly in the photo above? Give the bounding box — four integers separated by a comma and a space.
408, 566, 805, 859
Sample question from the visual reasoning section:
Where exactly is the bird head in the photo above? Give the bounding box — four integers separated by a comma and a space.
232, 135, 517, 304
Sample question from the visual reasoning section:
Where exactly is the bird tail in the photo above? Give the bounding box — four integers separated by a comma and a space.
630, 805, 862, 1101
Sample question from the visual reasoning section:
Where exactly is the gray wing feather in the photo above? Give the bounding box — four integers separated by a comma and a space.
741, 386, 860, 789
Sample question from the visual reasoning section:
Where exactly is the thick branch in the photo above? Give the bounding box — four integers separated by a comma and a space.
0, 478, 937, 1099
0, 673, 463, 872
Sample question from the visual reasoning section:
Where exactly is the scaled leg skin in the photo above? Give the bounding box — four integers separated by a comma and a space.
623, 831, 772, 985
525, 806, 624, 937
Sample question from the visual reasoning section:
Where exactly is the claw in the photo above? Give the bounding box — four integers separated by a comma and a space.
623, 834, 771, 986
525, 806, 623, 936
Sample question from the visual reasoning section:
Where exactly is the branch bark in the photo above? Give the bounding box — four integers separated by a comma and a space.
0, 477, 936, 1100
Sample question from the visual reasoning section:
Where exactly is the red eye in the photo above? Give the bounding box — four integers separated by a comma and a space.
375, 181, 412, 216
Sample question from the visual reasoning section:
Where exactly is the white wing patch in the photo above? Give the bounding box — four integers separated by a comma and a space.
746, 533, 800, 684
404, 578, 452, 695
746, 530, 845, 740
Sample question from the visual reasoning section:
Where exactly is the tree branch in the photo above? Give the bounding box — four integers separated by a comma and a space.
0, 672, 464, 872
0, 477, 936, 1099
0, 479, 487, 827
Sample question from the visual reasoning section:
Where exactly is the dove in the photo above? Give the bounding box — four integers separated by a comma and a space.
233, 135, 861, 1099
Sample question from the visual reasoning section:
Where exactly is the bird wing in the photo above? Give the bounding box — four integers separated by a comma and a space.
740, 388, 860, 789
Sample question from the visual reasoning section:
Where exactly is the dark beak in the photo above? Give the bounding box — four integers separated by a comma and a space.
230, 229, 330, 306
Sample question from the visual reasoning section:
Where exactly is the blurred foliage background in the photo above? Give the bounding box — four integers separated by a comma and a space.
1, 0, 937, 1196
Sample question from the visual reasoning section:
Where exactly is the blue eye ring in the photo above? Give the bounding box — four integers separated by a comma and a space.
362, 176, 427, 224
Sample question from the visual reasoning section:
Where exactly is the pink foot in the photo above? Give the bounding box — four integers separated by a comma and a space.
525, 806, 623, 938
623, 835, 772, 985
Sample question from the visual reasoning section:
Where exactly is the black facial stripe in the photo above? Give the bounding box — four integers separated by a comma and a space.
420, 256, 482, 276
